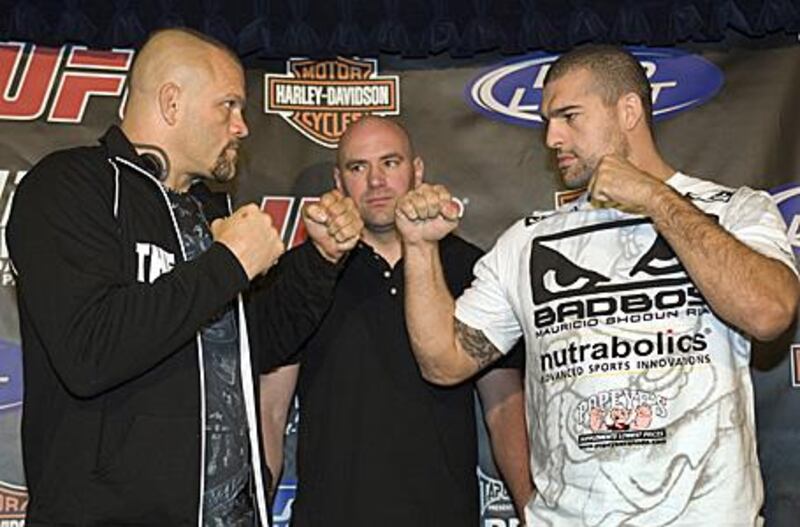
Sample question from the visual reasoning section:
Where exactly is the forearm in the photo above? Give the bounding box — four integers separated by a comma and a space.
649, 186, 799, 340
248, 241, 342, 368
403, 241, 477, 384
479, 371, 534, 519
14, 241, 248, 397
259, 366, 298, 500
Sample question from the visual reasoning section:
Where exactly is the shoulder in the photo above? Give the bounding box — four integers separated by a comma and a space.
441, 234, 483, 260
18, 145, 110, 199
672, 172, 775, 217
670, 172, 738, 204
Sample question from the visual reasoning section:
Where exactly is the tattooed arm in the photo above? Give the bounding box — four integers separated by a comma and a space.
402, 238, 503, 385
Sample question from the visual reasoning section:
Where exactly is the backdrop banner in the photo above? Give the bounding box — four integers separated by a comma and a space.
1, 38, 799, 526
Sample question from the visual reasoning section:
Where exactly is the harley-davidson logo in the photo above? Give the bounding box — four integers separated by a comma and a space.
264, 57, 400, 148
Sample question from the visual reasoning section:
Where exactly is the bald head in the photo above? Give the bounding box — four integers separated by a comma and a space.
125, 29, 241, 117
336, 116, 415, 170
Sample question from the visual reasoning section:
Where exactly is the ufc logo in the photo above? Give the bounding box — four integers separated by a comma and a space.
260, 196, 321, 249
0, 42, 133, 123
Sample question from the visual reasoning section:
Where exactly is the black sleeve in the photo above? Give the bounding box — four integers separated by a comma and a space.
7, 152, 249, 398
493, 338, 525, 370
246, 240, 343, 373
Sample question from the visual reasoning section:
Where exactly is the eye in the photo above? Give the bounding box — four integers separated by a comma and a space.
384, 158, 400, 168
564, 112, 578, 124
348, 162, 367, 174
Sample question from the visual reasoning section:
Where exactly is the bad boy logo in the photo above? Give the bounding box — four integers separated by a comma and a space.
264, 57, 400, 149
574, 388, 668, 450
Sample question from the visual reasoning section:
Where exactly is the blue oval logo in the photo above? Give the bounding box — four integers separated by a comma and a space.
466, 47, 724, 128
770, 183, 800, 259
0, 339, 23, 412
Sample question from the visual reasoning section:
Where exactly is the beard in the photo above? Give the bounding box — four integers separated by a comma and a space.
559, 129, 631, 190
210, 141, 239, 182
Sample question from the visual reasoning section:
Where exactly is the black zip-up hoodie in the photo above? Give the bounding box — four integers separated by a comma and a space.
7, 126, 339, 526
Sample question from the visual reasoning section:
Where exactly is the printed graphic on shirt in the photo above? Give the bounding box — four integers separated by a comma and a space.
530, 218, 711, 334
530, 217, 714, 388
573, 388, 668, 450
135, 242, 175, 283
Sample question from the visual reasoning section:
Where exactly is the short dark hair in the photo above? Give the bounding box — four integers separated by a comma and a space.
544, 45, 653, 129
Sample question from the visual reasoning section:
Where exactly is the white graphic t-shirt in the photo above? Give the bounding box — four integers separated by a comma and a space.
456, 173, 797, 527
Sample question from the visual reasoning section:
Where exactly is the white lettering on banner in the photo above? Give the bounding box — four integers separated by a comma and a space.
485, 520, 521, 527
135, 242, 175, 283
0, 170, 28, 287
491, 58, 679, 118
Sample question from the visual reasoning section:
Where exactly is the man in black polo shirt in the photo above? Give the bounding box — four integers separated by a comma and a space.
260, 117, 533, 526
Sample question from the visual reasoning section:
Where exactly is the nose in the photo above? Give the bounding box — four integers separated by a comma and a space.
366, 164, 386, 188
231, 109, 249, 139
545, 120, 563, 151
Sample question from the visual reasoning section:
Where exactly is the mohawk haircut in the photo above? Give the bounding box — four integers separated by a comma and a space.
544, 45, 653, 130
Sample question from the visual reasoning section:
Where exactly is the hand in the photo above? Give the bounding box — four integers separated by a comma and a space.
589, 155, 666, 214
303, 189, 363, 263
211, 203, 285, 280
395, 183, 460, 245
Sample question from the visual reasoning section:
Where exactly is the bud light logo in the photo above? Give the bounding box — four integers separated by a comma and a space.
466, 47, 724, 128
0, 339, 23, 413
770, 183, 800, 259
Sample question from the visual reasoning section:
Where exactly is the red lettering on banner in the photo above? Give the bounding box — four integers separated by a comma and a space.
260, 196, 295, 241
260, 196, 321, 249
289, 197, 320, 248
0, 43, 132, 123
48, 46, 132, 123
48, 72, 127, 123
0, 43, 63, 120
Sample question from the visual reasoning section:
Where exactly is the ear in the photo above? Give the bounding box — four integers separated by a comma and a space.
412, 156, 424, 188
158, 82, 181, 126
618, 92, 644, 132
333, 166, 344, 193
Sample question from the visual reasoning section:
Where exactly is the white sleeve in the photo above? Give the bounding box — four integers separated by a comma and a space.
721, 187, 798, 276
455, 232, 523, 355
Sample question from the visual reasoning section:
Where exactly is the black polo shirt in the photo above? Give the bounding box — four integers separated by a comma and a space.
290, 235, 517, 527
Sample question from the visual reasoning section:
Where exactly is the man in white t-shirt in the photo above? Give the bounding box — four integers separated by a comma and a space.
394, 45, 800, 526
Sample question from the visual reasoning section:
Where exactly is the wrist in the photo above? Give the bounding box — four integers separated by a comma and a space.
645, 182, 681, 220
311, 239, 342, 264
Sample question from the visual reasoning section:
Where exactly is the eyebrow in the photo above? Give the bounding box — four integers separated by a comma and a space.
344, 152, 404, 168
545, 104, 581, 119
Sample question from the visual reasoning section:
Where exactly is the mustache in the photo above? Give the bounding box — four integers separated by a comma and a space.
222, 140, 241, 152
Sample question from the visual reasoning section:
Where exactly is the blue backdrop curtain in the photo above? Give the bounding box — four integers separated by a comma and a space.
0, 0, 798, 58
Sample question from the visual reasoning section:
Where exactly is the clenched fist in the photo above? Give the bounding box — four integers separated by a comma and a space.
395, 183, 460, 245
211, 203, 285, 279
589, 155, 668, 214
303, 189, 363, 263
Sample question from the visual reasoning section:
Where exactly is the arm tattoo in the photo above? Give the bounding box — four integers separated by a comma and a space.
455, 319, 502, 369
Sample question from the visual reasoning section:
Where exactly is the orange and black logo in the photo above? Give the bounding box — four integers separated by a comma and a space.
0, 481, 27, 523
264, 57, 400, 149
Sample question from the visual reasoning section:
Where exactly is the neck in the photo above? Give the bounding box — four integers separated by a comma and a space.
121, 121, 192, 192
626, 136, 675, 181
363, 228, 402, 266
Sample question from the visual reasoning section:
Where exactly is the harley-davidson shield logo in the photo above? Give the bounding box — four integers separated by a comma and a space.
264, 57, 400, 148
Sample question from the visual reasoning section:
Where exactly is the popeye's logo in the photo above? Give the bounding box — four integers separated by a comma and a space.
264, 57, 400, 148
